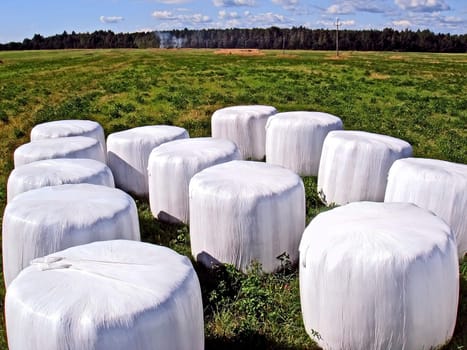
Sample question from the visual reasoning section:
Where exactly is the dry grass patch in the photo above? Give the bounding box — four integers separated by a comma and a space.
174, 108, 209, 123
370, 72, 390, 80
214, 49, 264, 56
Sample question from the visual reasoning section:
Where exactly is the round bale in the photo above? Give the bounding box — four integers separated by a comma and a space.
299, 202, 459, 350
5, 240, 204, 350
107, 125, 188, 197
14, 136, 106, 168
265, 111, 343, 176
385, 157, 467, 258
148, 137, 240, 224
211, 105, 277, 160
190, 160, 305, 272
7, 158, 114, 202
2, 184, 140, 287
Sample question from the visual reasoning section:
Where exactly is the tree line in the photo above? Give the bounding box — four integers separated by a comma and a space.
1, 27, 465, 52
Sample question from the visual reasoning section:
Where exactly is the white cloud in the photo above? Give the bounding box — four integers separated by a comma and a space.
440, 16, 463, 24
152, 10, 211, 25
392, 19, 412, 26
317, 19, 355, 27
326, 1, 387, 15
189, 13, 211, 23
272, 0, 299, 10
213, 0, 256, 7
218, 10, 240, 19
152, 10, 177, 20
226, 19, 242, 27
395, 0, 450, 12
326, 4, 354, 14
402, 11, 465, 31
341, 19, 355, 25
251, 12, 286, 24
213, 10, 293, 28
436, 15, 465, 30
99, 16, 124, 24
249, 11, 296, 26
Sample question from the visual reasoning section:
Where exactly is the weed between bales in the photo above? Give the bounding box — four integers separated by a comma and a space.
0, 49, 466, 349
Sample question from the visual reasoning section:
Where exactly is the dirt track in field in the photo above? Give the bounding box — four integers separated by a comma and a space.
214, 49, 264, 56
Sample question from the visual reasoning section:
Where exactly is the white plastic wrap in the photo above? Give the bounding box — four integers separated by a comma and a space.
31, 119, 107, 154
7, 158, 114, 203
107, 125, 189, 197
211, 105, 277, 160
148, 137, 241, 224
190, 160, 305, 272
2, 184, 140, 287
265, 111, 343, 176
14, 136, 106, 168
299, 202, 459, 350
385, 157, 467, 258
5, 240, 204, 350
317, 130, 412, 205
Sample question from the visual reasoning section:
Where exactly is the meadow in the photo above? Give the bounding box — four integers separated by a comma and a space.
0, 49, 465, 349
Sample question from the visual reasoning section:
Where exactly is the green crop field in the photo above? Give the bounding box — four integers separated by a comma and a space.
0, 49, 466, 349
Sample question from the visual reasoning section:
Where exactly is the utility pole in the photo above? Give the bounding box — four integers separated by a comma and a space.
335, 17, 340, 57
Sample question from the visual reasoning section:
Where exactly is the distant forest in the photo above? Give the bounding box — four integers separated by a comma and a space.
1, 27, 466, 52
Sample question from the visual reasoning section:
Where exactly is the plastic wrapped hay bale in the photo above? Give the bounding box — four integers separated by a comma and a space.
14, 136, 106, 168
107, 125, 189, 197
2, 184, 140, 287
7, 158, 114, 203
385, 158, 467, 258
31, 119, 106, 154
148, 137, 241, 224
265, 111, 343, 176
299, 202, 459, 350
317, 130, 412, 205
190, 160, 305, 272
5, 240, 204, 350
211, 105, 277, 160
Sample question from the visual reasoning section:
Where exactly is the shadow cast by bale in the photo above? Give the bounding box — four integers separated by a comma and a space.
156, 210, 184, 225
136, 199, 189, 249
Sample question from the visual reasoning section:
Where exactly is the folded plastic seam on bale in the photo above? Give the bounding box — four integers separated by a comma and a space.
6, 241, 204, 350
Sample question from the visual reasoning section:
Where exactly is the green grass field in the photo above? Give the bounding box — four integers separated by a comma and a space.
0, 49, 466, 349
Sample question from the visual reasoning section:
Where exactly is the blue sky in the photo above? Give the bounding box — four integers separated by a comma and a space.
1, 0, 465, 43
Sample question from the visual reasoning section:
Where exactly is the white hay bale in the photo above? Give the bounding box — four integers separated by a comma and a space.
299, 202, 459, 350
211, 105, 277, 160
190, 160, 305, 272
2, 184, 140, 287
148, 137, 241, 224
265, 111, 343, 176
107, 126, 189, 197
7, 158, 114, 203
31, 119, 106, 154
5, 240, 204, 350
317, 130, 412, 205
385, 157, 467, 258
14, 136, 106, 168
